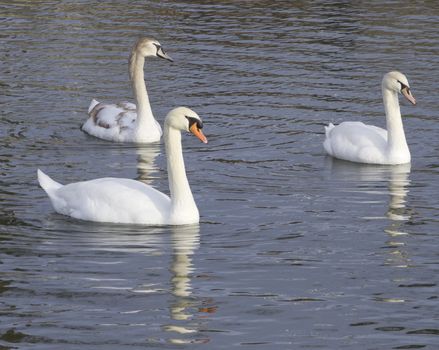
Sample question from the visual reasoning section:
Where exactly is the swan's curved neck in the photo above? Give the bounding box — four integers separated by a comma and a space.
164, 127, 198, 216
382, 87, 408, 155
129, 52, 155, 128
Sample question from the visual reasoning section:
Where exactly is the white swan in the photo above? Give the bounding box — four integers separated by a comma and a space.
82, 37, 173, 143
323, 71, 416, 165
39, 107, 208, 225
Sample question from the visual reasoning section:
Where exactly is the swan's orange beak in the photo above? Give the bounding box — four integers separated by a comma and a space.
190, 123, 208, 144
402, 87, 416, 105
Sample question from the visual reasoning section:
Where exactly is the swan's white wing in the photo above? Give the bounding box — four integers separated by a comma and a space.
47, 176, 171, 225
82, 100, 138, 142
324, 122, 388, 164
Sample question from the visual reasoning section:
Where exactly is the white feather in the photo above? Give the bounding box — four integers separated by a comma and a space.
323, 71, 415, 165
82, 37, 172, 143
39, 107, 207, 226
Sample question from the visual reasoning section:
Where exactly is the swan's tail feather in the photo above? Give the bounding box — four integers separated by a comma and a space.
37, 169, 62, 196
323, 123, 336, 156
88, 99, 100, 114
324, 123, 335, 137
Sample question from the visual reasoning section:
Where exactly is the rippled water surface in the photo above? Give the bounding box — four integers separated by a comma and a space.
1, 1, 439, 349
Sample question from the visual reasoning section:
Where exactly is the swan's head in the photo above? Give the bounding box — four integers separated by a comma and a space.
382, 71, 416, 105
133, 37, 173, 62
165, 107, 208, 144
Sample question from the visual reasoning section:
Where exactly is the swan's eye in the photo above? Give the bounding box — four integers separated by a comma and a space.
186, 116, 203, 129
152, 43, 161, 52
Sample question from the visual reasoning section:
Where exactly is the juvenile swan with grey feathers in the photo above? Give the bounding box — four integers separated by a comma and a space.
82, 37, 173, 143
323, 71, 416, 165
39, 107, 207, 225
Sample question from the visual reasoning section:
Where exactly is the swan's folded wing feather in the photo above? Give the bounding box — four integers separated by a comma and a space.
325, 122, 388, 163
117, 101, 136, 110
54, 178, 170, 224
82, 102, 138, 141
91, 104, 136, 129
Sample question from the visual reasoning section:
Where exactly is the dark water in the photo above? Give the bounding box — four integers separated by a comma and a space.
1, 1, 439, 349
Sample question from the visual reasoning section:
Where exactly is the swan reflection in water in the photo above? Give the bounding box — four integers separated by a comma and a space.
135, 143, 161, 185
384, 163, 411, 224
382, 163, 412, 269
328, 159, 412, 267
327, 159, 411, 221
164, 224, 213, 345
70, 223, 213, 345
